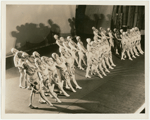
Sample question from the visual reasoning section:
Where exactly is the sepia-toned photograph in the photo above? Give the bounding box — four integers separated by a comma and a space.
2, 1, 149, 119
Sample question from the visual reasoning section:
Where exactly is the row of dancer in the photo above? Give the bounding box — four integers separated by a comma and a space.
113, 27, 144, 60
85, 29, 116, 78
92, 26, 144, 61
54, 34, 116, 79
11, 48, 82, 109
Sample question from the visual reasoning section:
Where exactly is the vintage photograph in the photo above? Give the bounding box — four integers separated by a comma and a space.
2, 1, 148, 119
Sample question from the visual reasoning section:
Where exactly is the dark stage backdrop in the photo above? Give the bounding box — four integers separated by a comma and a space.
111, 6, 145, 31
76, 5, 145, 35
6, 5, 76, 56
76, 5, 113, 34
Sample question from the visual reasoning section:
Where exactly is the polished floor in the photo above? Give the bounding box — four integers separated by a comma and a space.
5, 51, 145, 113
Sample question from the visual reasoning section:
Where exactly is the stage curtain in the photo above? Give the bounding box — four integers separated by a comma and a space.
111, 5, 145, 30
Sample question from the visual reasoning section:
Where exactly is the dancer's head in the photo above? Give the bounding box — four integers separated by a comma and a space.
59, 47, 66, 53
113, 28, 117, 32
107, 28, 110, 31
49, 57, 54, 65
86, 38, 91, 44
22, 52, 29, 58
16, 51, 23, 59
92, 27, 96, 30
67, 36, 72, 41
33, 51, 40, 58
11, 48, 18, 55
76, 36, 80, 42
120, 29, 123, 33
54, 34, 59, 40
52, 53, 59, 60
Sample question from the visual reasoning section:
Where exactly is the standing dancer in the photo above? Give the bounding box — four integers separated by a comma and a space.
11, 48, 26, 88
135, 27, 144, 55
85, 38, 93, 78
67, 36, 79, 67
52, 53, 77, 93
76, 36, 87, 70
59, 48, 82, 89
35, 58, 62, 103
54, 35, 64, 48
107, 28, 114, 48
113, 28, 121, 55
41, 56, 70, 97
92, 27, 101, 39
21, 62, 54, 109
129, 29, 139, 56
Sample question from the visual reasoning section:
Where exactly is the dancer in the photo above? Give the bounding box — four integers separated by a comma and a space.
59, 48, 82, 89
41, 56, 70, 97
107, 28, 114, 48
35, 58, 62, 103
67, 36, 79, 66
135, 27, 144, 55
76, 36, 87, 70
11, 48, 26, 88
21, 62, 54, 109
52, 53, 77, 93
113, 28, 121, 55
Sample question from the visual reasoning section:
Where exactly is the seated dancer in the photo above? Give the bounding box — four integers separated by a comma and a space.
59, 48, 82, 89
113, 28, 121, 55
134, 27, 144, 55
76, 36, 87, 70
35, 58, 62, 103
67, 36, 79, 66
11, 48, 26, 88
52, 53, 77, 93
41, 56, 70, 97
21, 62, 54, 109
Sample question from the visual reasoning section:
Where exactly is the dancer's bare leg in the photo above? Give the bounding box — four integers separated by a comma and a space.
39, 89, 53, 107
129, 48, 136, 58
126, 50, 133, 61
66, 77, 76, 92
109, 54, 116, 67
133, 46, 139, 56
137, 42, 144, 54
105, 57, 113, 69
19, 70, 26, 88
48, 84, 62, 103
102, 59, 110, 73
72, 75, 82, 89
121, 49, 126, 60
29, 90, 38, 109
57, 81, 70, 97
98, 63, 106, 76
85, 65, 91, 78
95, 66, 103, 78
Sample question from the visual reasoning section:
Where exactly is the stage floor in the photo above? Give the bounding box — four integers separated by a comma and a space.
5, 53, 145, 113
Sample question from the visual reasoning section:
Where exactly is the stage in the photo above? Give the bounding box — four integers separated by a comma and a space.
5, 51, 145, 113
